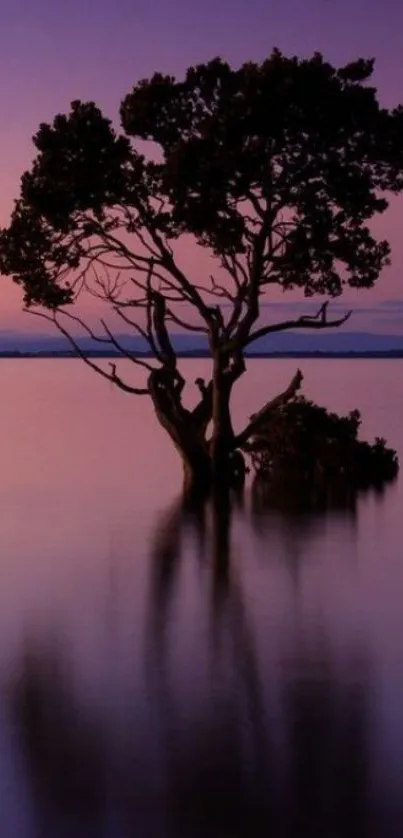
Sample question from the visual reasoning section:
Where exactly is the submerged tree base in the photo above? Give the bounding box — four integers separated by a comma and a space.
248, 396, 399, 503
182, 450, 247, 505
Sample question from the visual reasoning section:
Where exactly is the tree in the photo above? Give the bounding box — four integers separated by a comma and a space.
1, 51, 403, 495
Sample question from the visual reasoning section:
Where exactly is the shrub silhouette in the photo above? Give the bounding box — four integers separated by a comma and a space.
249, 397, 398, 492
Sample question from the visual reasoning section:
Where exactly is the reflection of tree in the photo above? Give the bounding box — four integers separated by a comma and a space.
163, 636, 374, 838
250, 478, 398, 601
8, 491, 401, 836
250, 481, 357, 590
10, 629, 377, 837
148, 490, 275, 837
252, 471, 360, 516
251, 471, 395, 529
149, 493, 208, 635
249, 476, 397, 592
10, 643, 108, 838
281, 632, 372, 838
144, 493, 377, 836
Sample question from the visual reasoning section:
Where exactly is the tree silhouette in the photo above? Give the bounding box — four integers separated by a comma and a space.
2, 51, 403, 493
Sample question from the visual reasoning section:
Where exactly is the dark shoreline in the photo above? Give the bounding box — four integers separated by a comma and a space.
1, 351, 403, 360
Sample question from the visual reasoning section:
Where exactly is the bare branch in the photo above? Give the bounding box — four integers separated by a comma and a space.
242, 303, 352, 349
225, 283, 248, 336
114, 306, 152, 343
151, 291, 177, 369
54, 307, 154, 371
99, 318, 155, 370
235, 207, 274, 344
144, 262, 165, 363
110, 259, 168, 366
165, 307, 208, 334
158, 289, 187, 303
236, 369, 303, 448
48, 308, 112, 345
245, 190, 266, 221
209, 274, 236, 301
82, 220, 157, 271
24, 308, 149, 395
133, 227, 162, 259
221, 253, 248, 288
145, 223, 215, 324
107, 361, 150, 393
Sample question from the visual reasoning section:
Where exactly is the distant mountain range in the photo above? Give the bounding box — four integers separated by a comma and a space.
0, 330, 403, 356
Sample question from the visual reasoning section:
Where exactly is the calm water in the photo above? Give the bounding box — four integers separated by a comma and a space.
0, 358, 403, 837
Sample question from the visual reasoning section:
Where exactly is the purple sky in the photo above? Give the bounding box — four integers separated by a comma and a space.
1, 0, 403, 332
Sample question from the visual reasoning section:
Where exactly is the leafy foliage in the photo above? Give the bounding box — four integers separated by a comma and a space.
122, 54, 403, 296
249, 396, 398, 491
1, 51, 403, 316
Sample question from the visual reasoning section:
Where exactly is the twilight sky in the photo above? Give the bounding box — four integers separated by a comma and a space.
1, 0, 403, 334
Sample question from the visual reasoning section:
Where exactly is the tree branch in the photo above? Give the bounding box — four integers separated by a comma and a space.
146, 223, 215, 325
99, 318, 155, 370
113, 306, 155, 350
235, 205, 274, 345
234, 302, 352, 350
165, 307, 208, 334
191, 378, 213, 430
225, 283, 248, 336
235, 369, 303, 448
24, 308, 149, 395
51, 307, 154, 371
151, 291, 177, 369
221, 253, 248, 288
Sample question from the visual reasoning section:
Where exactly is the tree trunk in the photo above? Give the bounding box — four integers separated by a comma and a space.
148, 363, 246, 499
157, 413, 213, 499
210, 353, 236, 488
147, 372, 211, 498
181, 444, 213, 500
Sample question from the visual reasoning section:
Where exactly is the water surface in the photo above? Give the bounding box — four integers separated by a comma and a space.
0, 358, 402, 837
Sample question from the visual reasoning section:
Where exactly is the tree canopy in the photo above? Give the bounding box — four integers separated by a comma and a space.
1, 51, 403, 490
2, 53, 403, 320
